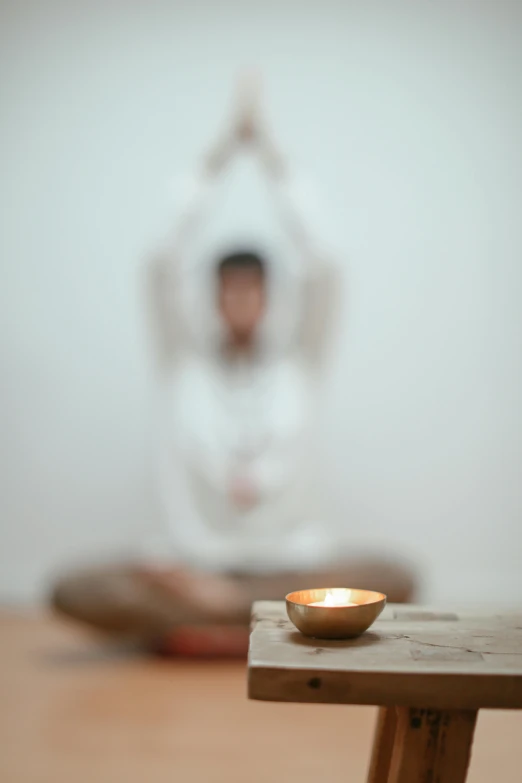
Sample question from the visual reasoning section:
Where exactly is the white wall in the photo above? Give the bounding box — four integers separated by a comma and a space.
1, 0, 521, 603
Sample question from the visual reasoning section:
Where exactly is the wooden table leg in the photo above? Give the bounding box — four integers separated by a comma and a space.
387, 708, 478, 783
367, 707, 398, 783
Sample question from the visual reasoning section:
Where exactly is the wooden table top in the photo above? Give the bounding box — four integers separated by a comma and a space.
248, 602, 522, 710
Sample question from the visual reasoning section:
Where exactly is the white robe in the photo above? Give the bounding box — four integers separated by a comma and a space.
147, 175, 340, 572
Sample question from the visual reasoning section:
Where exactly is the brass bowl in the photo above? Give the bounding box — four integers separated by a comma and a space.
286, 587, 386, 639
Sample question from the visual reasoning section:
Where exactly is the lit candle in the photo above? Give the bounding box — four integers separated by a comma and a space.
308, 590, 358, 608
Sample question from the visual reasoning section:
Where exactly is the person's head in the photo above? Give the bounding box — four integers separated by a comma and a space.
216, 250, 267, 346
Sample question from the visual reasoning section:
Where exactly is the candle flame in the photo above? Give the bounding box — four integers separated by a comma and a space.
308, 589, 357, 607
323, 589, 353, 606
323, 591, 341, 606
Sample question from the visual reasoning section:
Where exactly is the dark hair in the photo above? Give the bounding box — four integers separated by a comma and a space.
217, 250, 266, 278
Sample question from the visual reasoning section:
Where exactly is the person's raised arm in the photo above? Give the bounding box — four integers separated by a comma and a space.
147, 128, 238, 369
256, 121, 340, 366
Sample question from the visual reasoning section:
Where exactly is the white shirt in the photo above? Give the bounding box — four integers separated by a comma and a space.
147, 173, 340, 572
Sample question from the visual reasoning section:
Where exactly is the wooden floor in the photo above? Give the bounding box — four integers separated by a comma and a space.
1, 611, 521, 783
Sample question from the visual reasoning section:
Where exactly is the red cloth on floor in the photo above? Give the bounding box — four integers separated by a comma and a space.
156, 626, 249, 658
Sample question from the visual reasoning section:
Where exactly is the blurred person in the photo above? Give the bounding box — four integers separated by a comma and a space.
51, 82, 415, 655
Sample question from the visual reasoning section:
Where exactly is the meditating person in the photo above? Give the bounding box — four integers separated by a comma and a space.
51, 85, 416, 655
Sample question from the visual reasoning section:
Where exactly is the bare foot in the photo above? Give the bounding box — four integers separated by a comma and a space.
158, 625, 249, 658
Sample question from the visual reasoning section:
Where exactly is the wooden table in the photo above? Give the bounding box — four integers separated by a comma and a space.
248, 602, 522, 783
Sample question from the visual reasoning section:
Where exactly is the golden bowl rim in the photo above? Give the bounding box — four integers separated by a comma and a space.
285, 587, 387, 608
